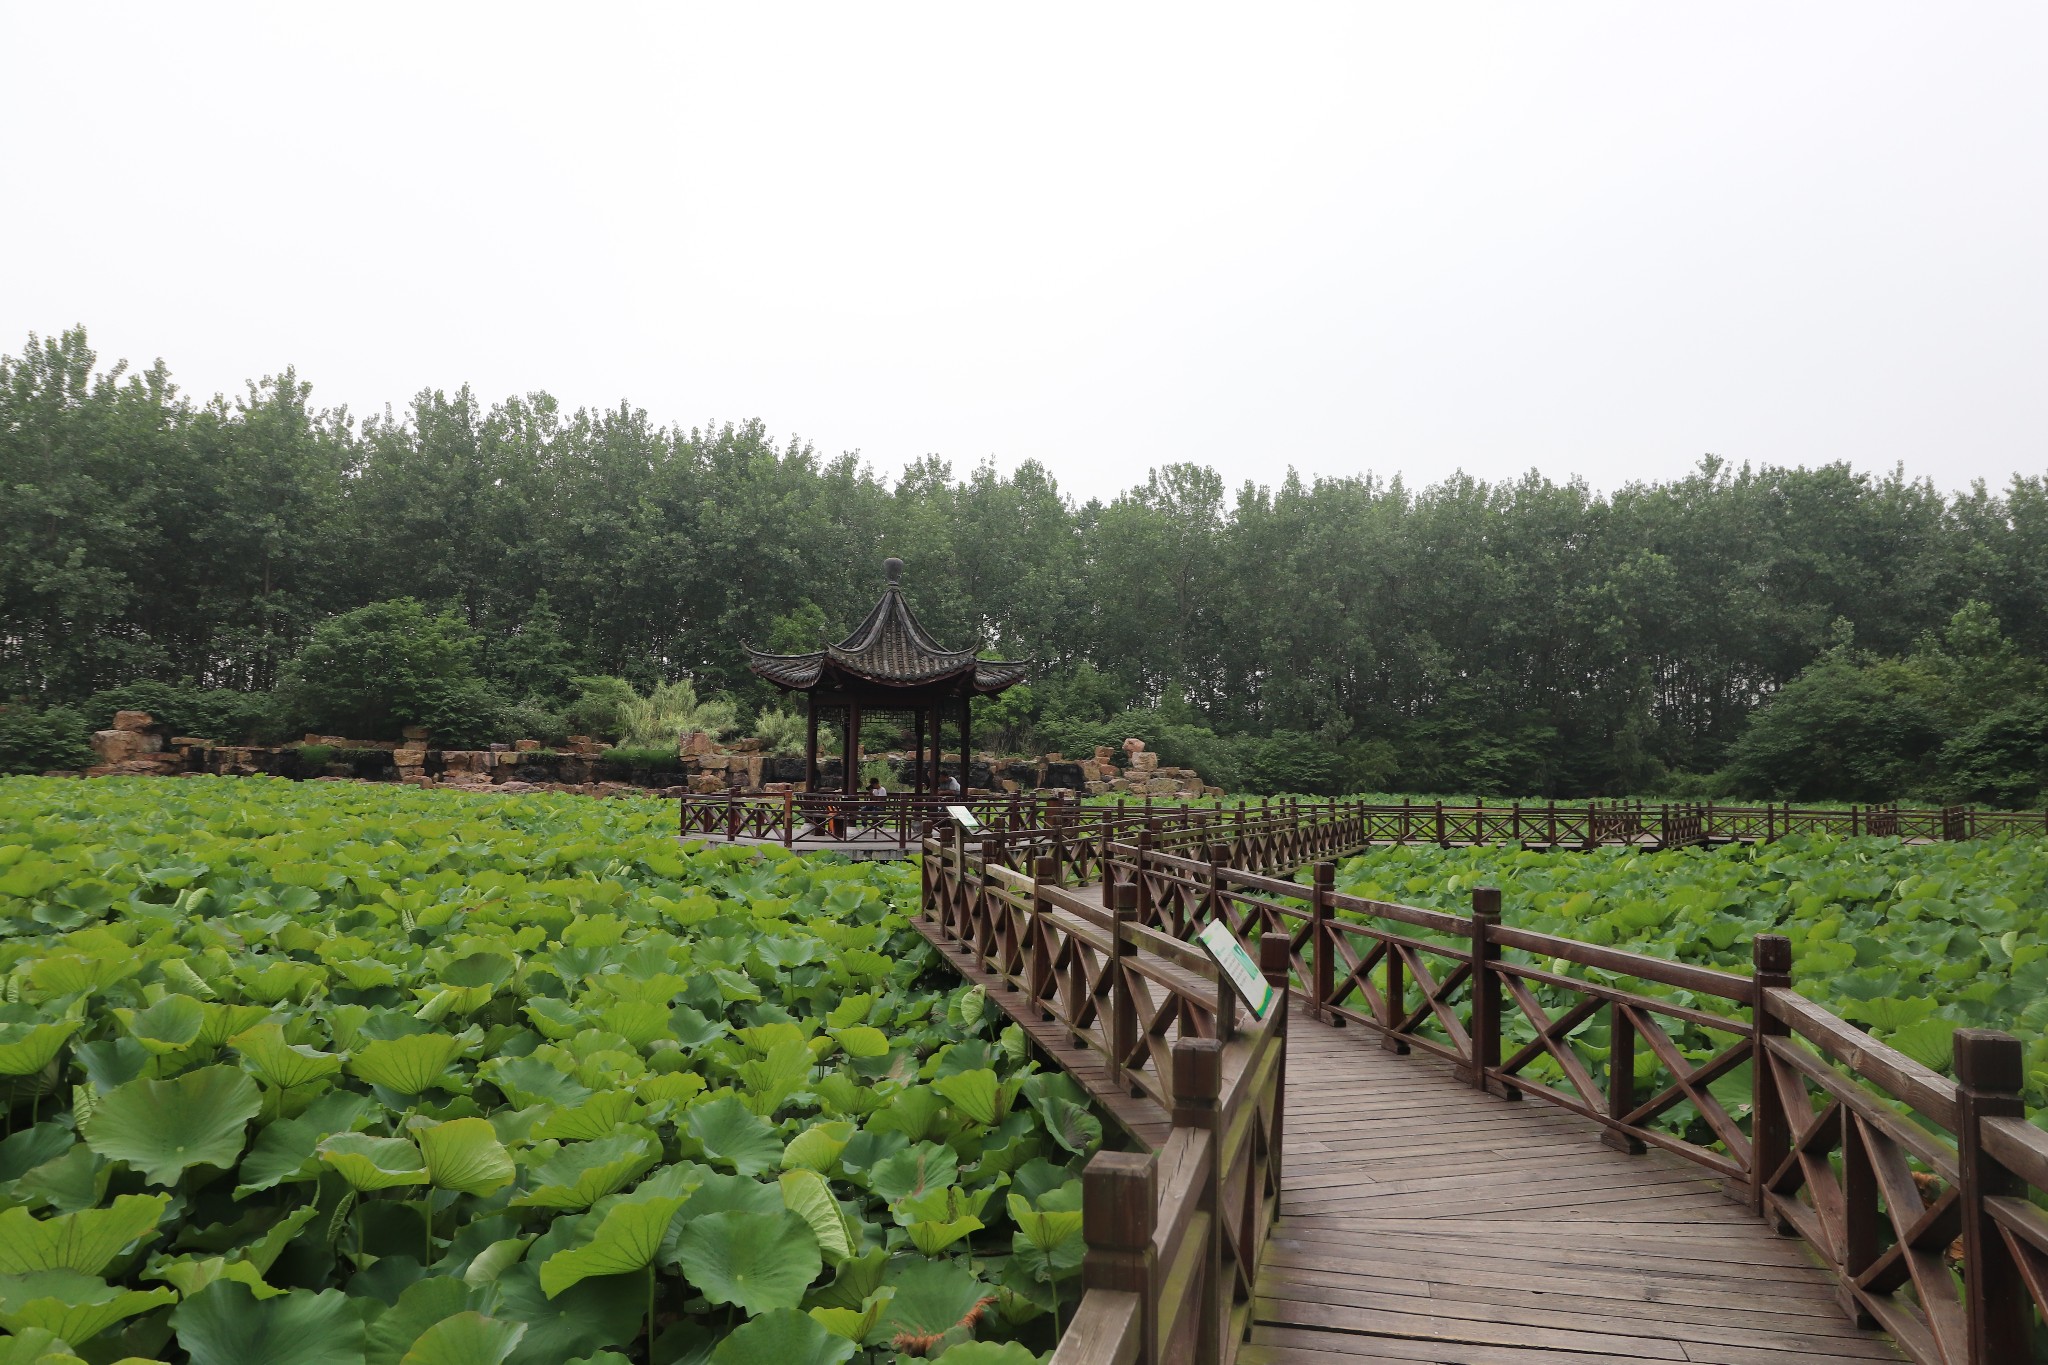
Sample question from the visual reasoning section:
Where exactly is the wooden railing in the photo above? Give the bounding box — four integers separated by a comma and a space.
916, 800, 2048, 1364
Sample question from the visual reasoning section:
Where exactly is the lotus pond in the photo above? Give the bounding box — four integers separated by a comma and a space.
0, 775, 1099, 1365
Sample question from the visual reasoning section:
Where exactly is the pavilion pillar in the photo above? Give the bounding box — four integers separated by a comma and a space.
843, 703, 860, 794
960, 692, 972, 793
804, 696, 819, 792
912, 707, 925, 796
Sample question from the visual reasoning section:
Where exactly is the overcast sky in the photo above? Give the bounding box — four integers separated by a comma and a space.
4, 5, 2043, 506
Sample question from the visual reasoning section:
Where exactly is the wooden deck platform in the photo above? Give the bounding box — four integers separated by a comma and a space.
1246, 1011, 1898, 1364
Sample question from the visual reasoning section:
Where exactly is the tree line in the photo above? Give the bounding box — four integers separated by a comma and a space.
6, 325, 2048, 800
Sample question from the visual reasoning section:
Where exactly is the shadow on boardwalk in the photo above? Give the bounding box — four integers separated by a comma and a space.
1249, 1012, 1897, 1364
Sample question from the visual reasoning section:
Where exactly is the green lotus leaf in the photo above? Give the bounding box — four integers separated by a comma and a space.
777, 1170, 856, 1265
803, 1247, 887, 1312
147, 1254, 287, 1301
195, 1002, 273, 1050
684, 1096, 783, 1177
672, 1211, 821, 1315
0, 1123, 77, 1185
780, 1121, 853, 1174
114, 995, 207, 1056
169, 1281, 366, 1365
664, 1007, 725, 1051
235, 1091, 376, 1196
1033, 1097, 1101, 1155
595, 1001, 667, 1049
0, 1021, 82, 1076
13, 1143, 108, 1214
537, 1195, 684, 1297
878, 1259, 995, 1349
489, 1262, 641, 1365
418, 1118, 515, 1196
633, 1073, 704, 1110
83, 1065, 263, 1186
867, 1086, 948, 1142
807, 1286, 893, 1343
28, 954, 139, 998
333, 959, 400, 990
230, 1023, 345, 1091
709, 1309, 854, 1365
0, 1193, 169, 1275
317, 1133, 427, 1191
511, 1134, 657, 1211
867, 1141, 958, 1204
0, 1326, 78, 1365
529, 1093, 638, 1142
811, 1074, 883, 1118
1007, 1194, 1084, 1282
827, 1026, 889, 1059
933, 1070, 1014, 1127
677, 1172, 781, 1222
933, 1344, 1042, 1364
520, 999, 584, 1042
0, 1271, 178, 1345
348, 1034, 470, 1097
907, 1215, 981, 1256
735, 1041, 813, 1116
460, 1236, 531, 1289
400, 1311, 527, 1365
363, 1276, 478, 1365
482, 1056, 592, 1109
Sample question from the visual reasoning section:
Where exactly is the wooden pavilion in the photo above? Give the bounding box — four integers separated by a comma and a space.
745, 558, 1031, 794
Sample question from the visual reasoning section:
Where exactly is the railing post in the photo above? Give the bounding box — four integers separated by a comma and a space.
1464, 888, 1508, 1097
1602, 1002, 1645, 1154
1259, 931, 1291, 1198
1205, 841, 1229, 934
1956, 1028, 2027, 1364
1109, 882, 1138, 1091
1081, 1150, 1159, 1365
1751, 934, 1792, 1221
782, 789, 794, 849
1134, 826, 1155, 927
1310, 861, 1335, 1022
1170, 1038, 1224, 1365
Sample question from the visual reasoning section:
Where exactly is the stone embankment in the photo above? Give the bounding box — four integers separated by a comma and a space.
81, 716, 1222, 798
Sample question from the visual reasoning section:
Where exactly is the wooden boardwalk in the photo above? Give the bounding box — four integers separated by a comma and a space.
1249, 1012, 1897, 1364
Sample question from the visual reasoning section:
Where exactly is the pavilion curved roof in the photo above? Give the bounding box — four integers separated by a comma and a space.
745, 559, 1032, 695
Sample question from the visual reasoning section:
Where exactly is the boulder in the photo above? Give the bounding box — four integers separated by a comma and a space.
170, 737, 216, 749
92, 729, 162, 764
1122, 738, 1146, 754
401, 725, 431, 742
112, 710, 156, 733
1130, 751, 1160, 772
689, 773, 725, 794
682, 730, 718, 757
1146, 777, 1180, 795
514, 739, 542, 752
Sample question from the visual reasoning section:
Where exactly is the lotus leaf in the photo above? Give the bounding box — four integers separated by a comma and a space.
709, 1309, 854, 1365
483, 1056, 592, 1109
0, 1271, 179, 1345
114, 996, 206, 1056
878, 1259, 995, 1353
537, 1195, 684, 1296
807, 1285, 893, 1343
867, 1141, 959, 1204
236, 1090, 376, 1195
417, 1119, 514, 1196
936, 1344, 1043, 1364
231, 1023, 346, 1091
778, 1170, 857, 1264
317, 1133, 428, 1191
460, 1237, 530, 1289
512, 1134, 657, 1211
399, 1311, 527, 1365
0, 1021, 82, 1077
678, 1172, 782, 1221
0, 1194, 168, 1275
907, 1216, 981, 1256
13, 1143, 108, 1214
684, 1096, 782, 1177
672, 1211, 821, 1315
170, 1281, 366, 1365
349, 1034, 469, 1097
779, 1121, 853, 1173
83, 1065, 263, 1186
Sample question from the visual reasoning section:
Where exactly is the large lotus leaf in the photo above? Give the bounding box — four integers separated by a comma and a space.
0, 1021, 82, 1076
14, 1143, 109, 1214
511, 1134, 657, 1211
595, 1001, 667, 1049
235, 1091, 376, 1196
0, 1271, 178, 1345
780, 1122, 853, 1174
878, 1259, 995, 1348
665, 1006, 725, 1051
147, 1254, 287, 1301
83, 1065, 263, 1186
735, 1041, 813, 1116
195, 1003, 273, 1051
418, 1119, 514, 1197
363, 1276, 478, 1365
400, 1311, 527, 1365
0, 1194, 168, 1275
460, 1237, 531, 1289
349, 1034, 469, 1097
0, 1326, 76, 1365
867, 1087, 948, 1143
0, 1123, 77, 1184
1032, 1098, 1101, 1156
492, 1263, 641, 1365
170, 1281, 366, 1365
114, 996, 206, 1056
709, 1309, 854, 1365
672, 1211, 821, 1315
482, 1057, 592, 1109
537, 1195, 684, 1297
777, 1171, 856, 1265
802, 1247, 887, 1312
521, 1000, 584, 1042
634, 1073, 705, 1111
907, 1216, 981, 1256
827, 1026, 890, 1059
932, 1070, 1014, 1128
933, 1344, 1041, 1364
677, 1172, 781, 1222
684, 1097, 782, 1177
866, 1142, 958, 1204
529, 1093, 638, 1143
317, 1133, 427, 1192
1006, 1195, 1083, 1282
811, 1074, 883, 1118
230, 1024, 345, 1091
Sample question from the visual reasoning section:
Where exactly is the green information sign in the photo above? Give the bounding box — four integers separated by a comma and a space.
1197, 920, 1275, 1019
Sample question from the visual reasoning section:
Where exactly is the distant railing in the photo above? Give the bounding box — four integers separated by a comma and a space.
918, 799, 2048, 1364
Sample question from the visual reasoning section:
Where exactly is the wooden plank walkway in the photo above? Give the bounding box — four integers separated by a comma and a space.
1247, 1010, 1898, 1364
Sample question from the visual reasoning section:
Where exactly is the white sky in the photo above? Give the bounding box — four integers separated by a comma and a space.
3, 5, 2044, 506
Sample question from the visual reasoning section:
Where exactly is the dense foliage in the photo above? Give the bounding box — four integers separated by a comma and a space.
0, 777, 1098, 1364
10, 328, 2048, 796
1334, 836, 2048, 1124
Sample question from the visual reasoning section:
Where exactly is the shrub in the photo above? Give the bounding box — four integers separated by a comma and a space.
296, 745, 336, 768
604, 745, 682, 768
753, 708, 807, 757
0, 704, 93, 774
1721, 656, 1944, 801
84, 682, 289, 745
284, 599, 487, 740
501, 695, 570, 746
1938, 699, 2048, 807
567, 675, 736, 747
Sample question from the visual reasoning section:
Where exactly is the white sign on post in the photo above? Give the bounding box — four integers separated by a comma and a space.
1197, 920, 1275, 1019
947, 804, 982, 833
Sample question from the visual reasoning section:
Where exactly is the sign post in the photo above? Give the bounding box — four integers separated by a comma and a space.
1198, 920, 1275, 1019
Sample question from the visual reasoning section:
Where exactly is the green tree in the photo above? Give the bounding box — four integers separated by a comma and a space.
282, 599, 490, 740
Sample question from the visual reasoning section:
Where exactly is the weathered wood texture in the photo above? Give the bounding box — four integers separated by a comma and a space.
919, 801, 2048, 1365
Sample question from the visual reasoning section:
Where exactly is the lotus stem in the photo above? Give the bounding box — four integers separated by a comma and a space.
645, 1263, 656, 1360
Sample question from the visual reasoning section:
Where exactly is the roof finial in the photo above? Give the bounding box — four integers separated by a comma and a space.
883, 556, 903, 586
